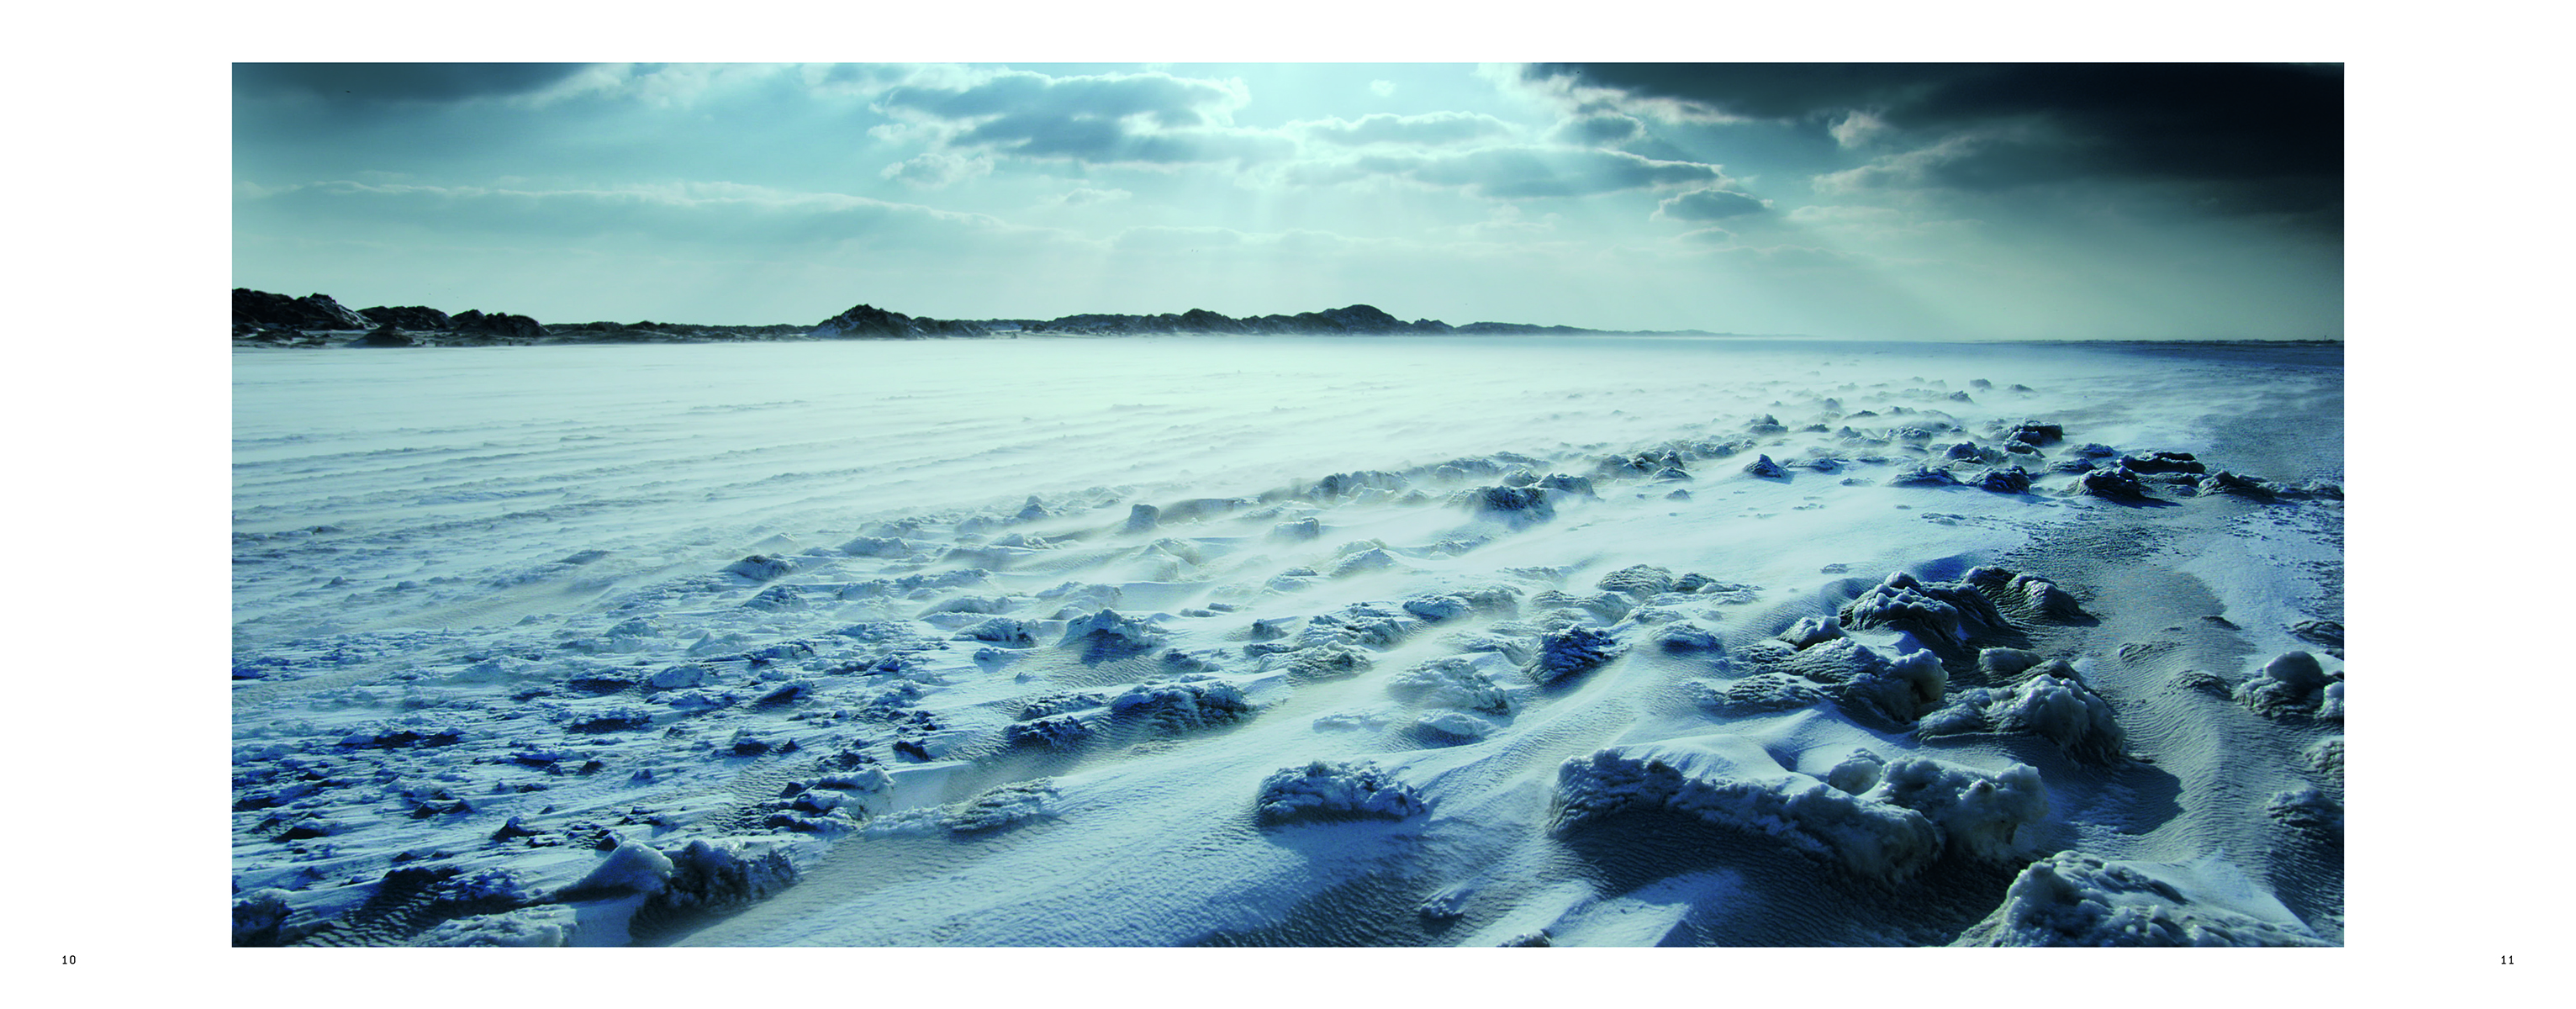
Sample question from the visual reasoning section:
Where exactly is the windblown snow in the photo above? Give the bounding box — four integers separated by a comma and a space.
232, 335, 2343, 947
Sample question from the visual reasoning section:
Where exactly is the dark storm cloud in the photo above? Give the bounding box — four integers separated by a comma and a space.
234, 63, 593, 103
1545, 113, 1644, 147
1521, 63, 2341, 214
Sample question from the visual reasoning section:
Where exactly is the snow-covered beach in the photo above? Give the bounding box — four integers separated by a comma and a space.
230, 335, 2342, 947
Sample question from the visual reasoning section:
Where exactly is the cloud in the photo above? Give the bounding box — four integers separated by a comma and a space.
1515, 63, 1935, 120
1514, 63, 2342, 221
1810, 132, 1993, 193
1110, 225, 1247, 252
1370, 80, 1396, 97
528, 63, 805, 108
1292, 145, 1723, 198
1694, 241, 1877, 269
1051, 187, 1132, 207
1545, 113, 1644, 147
872, 67, 1294, 166
879, 151, 995, 188
1655, 188, 1768, 222
234, 64, 594, 103
1452, 204, 1559, 240
1295, 112, 1516, 147
238, 179, 1067, 253
1829, 110, 1892, 148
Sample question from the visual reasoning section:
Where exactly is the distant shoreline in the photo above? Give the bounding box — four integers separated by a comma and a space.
231, 287, 1762, 348
229, 330, 2343, 350
230, 287, 2338, 348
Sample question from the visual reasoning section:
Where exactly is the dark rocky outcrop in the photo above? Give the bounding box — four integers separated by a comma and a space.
360, 305, 455, 330
451, 309, 546, 341
235, 288, 374, 330
811, 303, 989, 339
2119, 452, 2207, 475
236, 289, 553, 345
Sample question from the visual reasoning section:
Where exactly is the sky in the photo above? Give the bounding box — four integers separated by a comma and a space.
233, 61, 2342, 340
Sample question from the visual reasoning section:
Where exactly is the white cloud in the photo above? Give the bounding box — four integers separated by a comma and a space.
867, 67, 1294, 167
1051, 187, 1133, 207
1293, 112, 1517, 147
1109, 225, 1247, 252
1829, 110, 1892, 149
1370, 80, 1396, 97
1654, 188, 1769, 222
512, 62, 797, 108
240, 178, 1070, 254
1285, 145, 1724, 199
880, 151, 995, 189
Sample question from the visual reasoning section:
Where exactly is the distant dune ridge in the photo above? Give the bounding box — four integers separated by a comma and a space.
230, 288, 1729, 347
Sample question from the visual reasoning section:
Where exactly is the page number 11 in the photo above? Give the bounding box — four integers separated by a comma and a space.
2502, 955, 2515, 964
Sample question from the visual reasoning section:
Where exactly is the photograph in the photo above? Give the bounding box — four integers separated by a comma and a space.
224, 61, 2352, 950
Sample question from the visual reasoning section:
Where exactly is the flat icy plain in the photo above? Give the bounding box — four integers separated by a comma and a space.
230, 335, 2344, 947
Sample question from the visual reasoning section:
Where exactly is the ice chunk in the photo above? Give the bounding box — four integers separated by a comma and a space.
1529, 625, 1622, 684
1825, 752, 1884, 794
1652, 621, 1723, 652
2235, 651, 2338, 719
1006, 713, 1097, 749
2080, 468, 2150, 500
1864, 756, 2050, 860
1887, 463, 1961, 487
1460, 484, 1555, 522
232, 889, 293, 946
1387, 656, 1516, 714
1061, 608, 1167, 651
1778, 615, 1845, 648
1975, 466, 2033, 494
1840, 570, 2009, 648
1552, 734, 1945, 880
1595, 564, 1676, 599
1415, 710, 1497, 742
943, 779, 1063, 834
954, 616, 1038, 647
1402, 594, 1472, 622
2267, 784, 2343, 834
1956, 851, 2328, 947
646, 664, 710, 690
407, 906, 579, 947
1698, 672, 1829, 714
1778, 637, 1947, 724
655, 838, 800, 916
1964, 567, 2088, 621
2003, 422, 2063, 446
2119, 452, 2206, 475
723, 554, 797, 581
1107, 679, 1252, 731
1918, 672, 2125, 763
561, 839, 674, 899
1255, 760, 1428, 823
